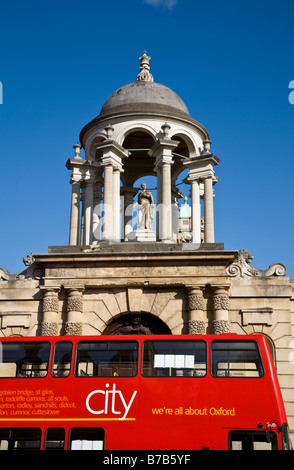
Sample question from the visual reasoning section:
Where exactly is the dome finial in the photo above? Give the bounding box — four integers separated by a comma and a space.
137, 51, 154, 82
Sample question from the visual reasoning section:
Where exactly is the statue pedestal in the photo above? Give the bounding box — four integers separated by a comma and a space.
127, 229, 156, 242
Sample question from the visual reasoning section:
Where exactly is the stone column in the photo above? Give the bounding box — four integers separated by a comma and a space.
212, 286, 230, 334
149, 133, 179, 242
155, 164, 162, 240
113, 167, 122, 242
83, 171, 96, 245
69, 179, 81, 246
92, 178, 103, 243
64, 286, 84, 336
204, 177, 215, 243
40, 287, 60, 336
171, 187, 183, 242
190, 178, 201, 244
161, 158, 173, 241
183, 152, 219, 245
187, 286, 205, 334
97, 138, 129, 242
102, 164, 114, 240
121, 186, 139, 240
66, 145, 100, 247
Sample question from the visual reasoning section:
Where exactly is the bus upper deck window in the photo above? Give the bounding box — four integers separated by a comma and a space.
69, 427, 105, 450
0, 341, 50, 378
75, 341, 138, 377
0, 428, 42, 450
211, 341, 264, 378
52, 342, 73, 377
142, 340, 207, 377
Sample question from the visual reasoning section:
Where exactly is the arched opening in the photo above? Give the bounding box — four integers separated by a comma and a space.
102, 313, 172, 335
122, 131, 156, 187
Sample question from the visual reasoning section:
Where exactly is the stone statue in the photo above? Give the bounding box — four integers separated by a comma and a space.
137, 183, 154, 231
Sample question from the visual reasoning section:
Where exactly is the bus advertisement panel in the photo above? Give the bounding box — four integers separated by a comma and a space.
0, 334, 291, 450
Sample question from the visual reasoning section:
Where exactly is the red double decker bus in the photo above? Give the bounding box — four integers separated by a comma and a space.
0, 334, 291, 450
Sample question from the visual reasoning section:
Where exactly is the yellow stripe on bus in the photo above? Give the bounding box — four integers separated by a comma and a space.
0, 418, 136, 422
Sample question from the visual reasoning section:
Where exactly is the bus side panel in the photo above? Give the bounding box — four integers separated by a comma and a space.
137, 378, 210, 450
68, 377, 140, 450
208, 336, 288, 450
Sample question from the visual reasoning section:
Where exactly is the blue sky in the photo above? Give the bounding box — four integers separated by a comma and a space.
0, 0, 294, 277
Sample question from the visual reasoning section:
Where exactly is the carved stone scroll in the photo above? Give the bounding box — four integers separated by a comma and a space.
227, 249, 287, 279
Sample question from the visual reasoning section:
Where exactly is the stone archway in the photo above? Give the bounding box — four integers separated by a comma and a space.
102, 313, 172, 335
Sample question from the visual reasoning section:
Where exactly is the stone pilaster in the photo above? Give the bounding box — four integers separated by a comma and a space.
212, 286, 230, 334
40, 287, 60, 336
64, 286, 84, 335
187, 286, 206, 334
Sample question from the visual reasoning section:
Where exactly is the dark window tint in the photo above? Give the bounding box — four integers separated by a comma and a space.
52, 341, 73, 377
0, 428, 41, 450
75, 341, 138, 377
211, 341, 264, 378
0, 342, 50, 378
44, 428, 65, 450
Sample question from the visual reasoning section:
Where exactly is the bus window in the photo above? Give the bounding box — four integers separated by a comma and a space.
52, 341, 73, 377
44, 428, 65, 450
75, 341, 138, 377
211, 341, 264, 378
229, 430, 278, 450
142, 340, 207, 377
0, 428, 42, 450
69, 428, 105, 450
0, 341, 50, 378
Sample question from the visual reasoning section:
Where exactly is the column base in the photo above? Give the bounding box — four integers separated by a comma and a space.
127, 230, 156, 242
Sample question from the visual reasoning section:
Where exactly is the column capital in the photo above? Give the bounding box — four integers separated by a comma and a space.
97, 139, 129, 165
183, 153, 219, 180
148, 138, 179, 162
64, 285, 85, 294
186, 285, 205, 294
211, 284, 230, 294
40, 286, 61, 293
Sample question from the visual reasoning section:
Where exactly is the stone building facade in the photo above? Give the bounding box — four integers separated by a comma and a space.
1, 52, 294, 440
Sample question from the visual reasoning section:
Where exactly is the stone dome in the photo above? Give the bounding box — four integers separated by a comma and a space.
100, 80, 189, 118
79, 51, 206, 145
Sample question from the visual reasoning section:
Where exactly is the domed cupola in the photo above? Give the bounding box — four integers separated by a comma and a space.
67, 52, 220, 247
